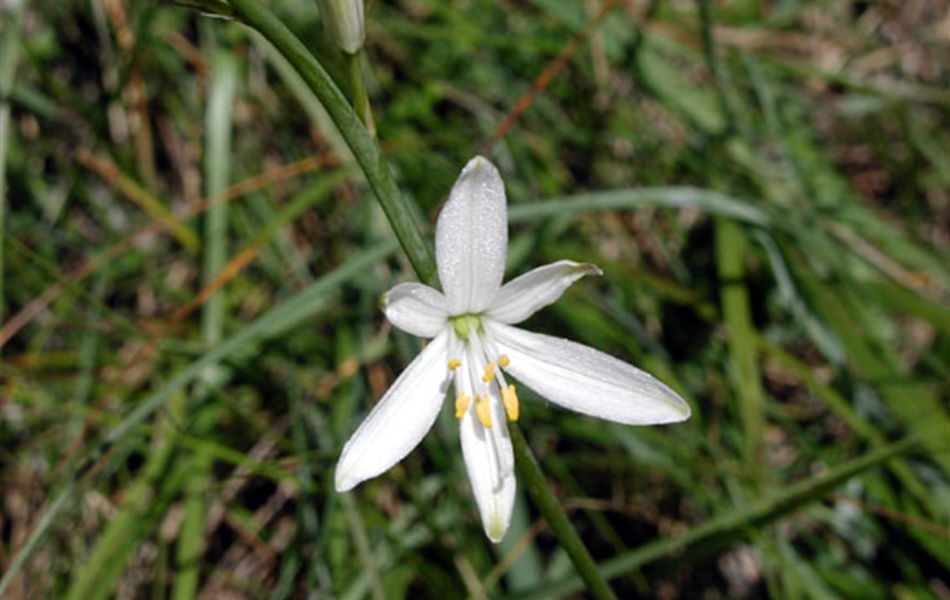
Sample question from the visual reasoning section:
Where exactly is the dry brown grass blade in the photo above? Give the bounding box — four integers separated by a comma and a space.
38, 153, 337, 482
1, 154, 335, 349
478, 0, 620, 154
76, 150, 200, 252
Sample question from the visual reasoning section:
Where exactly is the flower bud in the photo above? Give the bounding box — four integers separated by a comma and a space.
315, 0, 365, 54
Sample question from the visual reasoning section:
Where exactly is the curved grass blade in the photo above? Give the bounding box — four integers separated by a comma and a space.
507, 187, 772, 227
226, 0, 437, 287
512, 435, 924, 600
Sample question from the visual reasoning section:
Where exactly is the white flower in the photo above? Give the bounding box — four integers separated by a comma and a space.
315, 0, 365, 54
335, 156, 691, 542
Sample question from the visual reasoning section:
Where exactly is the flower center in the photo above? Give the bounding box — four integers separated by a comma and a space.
450, 313, 481, 340
446, 320, 519, 427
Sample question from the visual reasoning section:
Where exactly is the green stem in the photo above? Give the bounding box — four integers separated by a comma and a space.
509, 425, 619, 600
227, 0, 437, 287
227, 4, 617, 594
344, 50, 376, 139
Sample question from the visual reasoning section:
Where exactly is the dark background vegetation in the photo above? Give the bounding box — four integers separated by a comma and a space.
2, 0, 948, 598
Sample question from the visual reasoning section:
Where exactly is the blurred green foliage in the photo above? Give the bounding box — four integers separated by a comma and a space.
1, 0, 948, 598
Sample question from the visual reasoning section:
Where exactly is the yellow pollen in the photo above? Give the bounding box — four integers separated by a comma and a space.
498, 355, 510, 368
455, 393, 471, 419
448, 358, 461, 371
475, 394, 493, 428
502, 384, 519, 421
482, 362, 496, 382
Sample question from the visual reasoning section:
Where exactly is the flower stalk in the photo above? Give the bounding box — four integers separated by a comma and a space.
223, 5, 686, 593
228, 0, 437, 285
509, 424, 619, 600
344, 51, 376, 138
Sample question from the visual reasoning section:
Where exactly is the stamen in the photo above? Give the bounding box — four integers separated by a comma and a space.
475, 394, 493, 428
501, 385, 519, 421
498, 354, 510, 368
482, 362, 496, 382
448, 358, 462, 371
455, 393, 471, 419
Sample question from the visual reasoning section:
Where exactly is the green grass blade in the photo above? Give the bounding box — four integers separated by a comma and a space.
0, 0, 26, 316
508, 187, 772, 226
172, 45, 239, 600
64, 394, 186, 600
100, 241, 395, 448
757, 334, 942, 518
227, 0, 437, 287
512, 435, 923, 600
788, 245, 950, 478
716, 217, 766, 471
199, 49, 238, 348
0, 481, 72, 598
510, 425, 619, 600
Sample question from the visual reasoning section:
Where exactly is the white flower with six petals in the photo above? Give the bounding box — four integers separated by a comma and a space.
335, 156, 691, 542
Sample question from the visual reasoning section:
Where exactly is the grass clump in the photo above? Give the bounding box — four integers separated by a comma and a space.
2, 1, 948, 598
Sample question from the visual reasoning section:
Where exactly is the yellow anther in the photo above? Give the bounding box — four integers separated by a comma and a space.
448, 358, 462, 371
455, 393, 471, 419
482, 362, 496, 383
498, 354, 510, 368
475, 394, 493, 428
501, 384, 519, 421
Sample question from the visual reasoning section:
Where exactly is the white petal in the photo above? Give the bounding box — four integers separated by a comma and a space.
382, 283, 449, 338
435, 156, 508, 315
335, 331, 450, 492
459, 399, 516, 542
486, 260, 603, 325
487, 322, 691, 425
